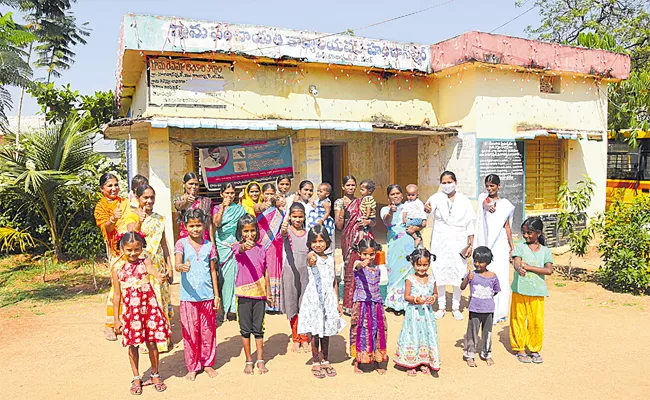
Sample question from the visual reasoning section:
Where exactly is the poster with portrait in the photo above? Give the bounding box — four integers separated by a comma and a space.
199, 137, 294, 191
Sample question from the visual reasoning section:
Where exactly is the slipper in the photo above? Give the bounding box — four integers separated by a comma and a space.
130, 376, 142, 396
516, 353, 532, 363
531, 353, 544, 364
321, 362, 337, 377
407, 369, 418, 377
311, 367, 326, 379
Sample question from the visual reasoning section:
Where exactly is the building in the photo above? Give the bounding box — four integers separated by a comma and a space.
104, 14, 630, 247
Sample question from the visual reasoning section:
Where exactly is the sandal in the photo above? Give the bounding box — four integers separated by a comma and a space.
130, 376, 142, 395
420, 365, 431, 375
531, 353, 544, 364
321, 362, 337, 377
105, 327, 118, 341
407, 368, 418, 377
311, 366, 326, 379
516, 353, 532, 363
149, 373, 167, 392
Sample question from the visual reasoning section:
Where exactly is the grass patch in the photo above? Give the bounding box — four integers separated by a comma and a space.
554, 282, 567, 287
0, 255, 111, 308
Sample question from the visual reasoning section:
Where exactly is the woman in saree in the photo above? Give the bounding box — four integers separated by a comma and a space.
94, 172, 139, 341
256, 183, 285, 312
173, 172, 213, 243
241, 181, 262, 216
134, 184, 175, 352
380, 184, 417, 314
334, 175, 375, 315
213, 183, 247, 321
424, 171, 476, 321
474, 174, 514, 324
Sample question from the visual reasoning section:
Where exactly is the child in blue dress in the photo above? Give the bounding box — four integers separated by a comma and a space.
394, 248, 440, 376
307, 183, 335, 238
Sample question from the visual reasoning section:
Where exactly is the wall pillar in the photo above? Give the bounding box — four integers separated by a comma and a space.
294, 129, 322, 186
147, 126, 175, 253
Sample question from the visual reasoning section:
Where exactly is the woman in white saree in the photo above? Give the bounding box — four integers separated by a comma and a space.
474, 174, 515, 324
424, 171, 476, 321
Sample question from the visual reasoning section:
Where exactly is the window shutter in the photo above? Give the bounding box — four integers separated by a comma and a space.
525, 137, 562, 211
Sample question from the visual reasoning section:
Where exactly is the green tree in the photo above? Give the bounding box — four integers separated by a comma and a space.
0, 113, 99, 261
557, 176, 596, 275
28, 82, 116, 130
0, 12, 36, 132
520, 1, 650, 134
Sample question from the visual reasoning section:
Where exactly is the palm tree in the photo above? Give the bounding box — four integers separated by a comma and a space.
0, 12, 35, 132
0, 112, 98, 261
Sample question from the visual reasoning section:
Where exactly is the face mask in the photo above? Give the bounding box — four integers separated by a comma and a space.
440, 182, 456, 194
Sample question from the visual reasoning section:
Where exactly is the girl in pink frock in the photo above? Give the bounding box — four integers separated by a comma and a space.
112, 231, 171, 395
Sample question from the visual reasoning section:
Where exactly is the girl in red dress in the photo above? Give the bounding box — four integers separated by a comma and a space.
112, 231, 171, 395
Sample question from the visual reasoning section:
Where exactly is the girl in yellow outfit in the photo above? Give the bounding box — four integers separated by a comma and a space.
94, 173, 139, 341
241, 181, 262, 216
510, 217, 553, 364
134, 184, 175, 352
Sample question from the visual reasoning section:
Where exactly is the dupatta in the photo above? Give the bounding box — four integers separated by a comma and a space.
242, 181, 262, 216
475, 192, 515, 249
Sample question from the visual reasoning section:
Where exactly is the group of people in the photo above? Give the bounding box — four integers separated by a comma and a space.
94, 169, 553, 395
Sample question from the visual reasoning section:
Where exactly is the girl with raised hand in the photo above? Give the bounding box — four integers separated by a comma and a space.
112, 232, 170, 394
174, 209, 220, 381
279, 203, 311, 352
350, 238, 388, 375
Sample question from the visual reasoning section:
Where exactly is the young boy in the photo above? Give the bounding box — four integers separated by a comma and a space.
402, 184, 427, 248
358, 179, 376, 240
460, 246, 501, 367
308, 183, 335, 238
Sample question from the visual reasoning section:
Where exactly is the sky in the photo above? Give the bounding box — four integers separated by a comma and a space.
4, 0, 540, 116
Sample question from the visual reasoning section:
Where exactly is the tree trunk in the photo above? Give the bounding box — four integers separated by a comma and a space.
16, 42, 33, 150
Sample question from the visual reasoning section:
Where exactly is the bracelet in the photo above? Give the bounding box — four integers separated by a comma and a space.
109, 217, 116, 224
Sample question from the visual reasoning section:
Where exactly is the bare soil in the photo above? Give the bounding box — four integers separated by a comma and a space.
0, 270, 647, 400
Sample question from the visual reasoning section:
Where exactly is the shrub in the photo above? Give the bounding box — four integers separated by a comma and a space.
597, 195, 650, 295
64, 220, 105, 260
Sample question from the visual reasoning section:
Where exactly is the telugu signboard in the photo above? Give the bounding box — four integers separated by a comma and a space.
199, 138, 294, 191
148, 57, 231, 108
138, 16, 430, 71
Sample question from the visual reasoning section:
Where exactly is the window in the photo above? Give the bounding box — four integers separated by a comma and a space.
525, 136, 564, 211
607, 139, 650, 181
540, 75, 560, 94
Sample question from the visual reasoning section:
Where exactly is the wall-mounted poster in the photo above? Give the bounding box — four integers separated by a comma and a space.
199, 137, 294, 191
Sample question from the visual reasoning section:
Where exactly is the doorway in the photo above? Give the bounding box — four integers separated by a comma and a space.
320, 144, 346, 201
392, 137, 419, 190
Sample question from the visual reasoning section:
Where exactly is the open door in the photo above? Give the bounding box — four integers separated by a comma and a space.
320, 144, 346, 201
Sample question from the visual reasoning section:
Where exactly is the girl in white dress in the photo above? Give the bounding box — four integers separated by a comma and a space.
474, 174, 514, 324
424, 171, 476, 321
298, 225, 345, 379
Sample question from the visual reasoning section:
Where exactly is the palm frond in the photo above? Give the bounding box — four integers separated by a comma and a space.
0, 226, 36, 253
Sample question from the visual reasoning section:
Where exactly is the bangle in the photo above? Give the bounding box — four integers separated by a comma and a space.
109, 217, 115, 224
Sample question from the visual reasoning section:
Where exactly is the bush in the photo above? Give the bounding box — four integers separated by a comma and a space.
64, 220, 105, 260
597, 195, 650, 295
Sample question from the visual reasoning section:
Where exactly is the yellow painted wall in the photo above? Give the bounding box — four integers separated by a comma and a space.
138, 58, 438, 126
433, 65, 478, 132
130, 68, 148, 118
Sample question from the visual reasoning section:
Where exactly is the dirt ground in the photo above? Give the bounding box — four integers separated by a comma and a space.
1, 268, 647, 400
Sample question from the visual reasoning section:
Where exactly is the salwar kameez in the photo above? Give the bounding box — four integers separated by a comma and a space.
141, 212, 173, 352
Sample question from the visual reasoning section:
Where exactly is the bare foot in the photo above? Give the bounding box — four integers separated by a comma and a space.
353, 361, 363, 374
376, 368, 387, 375
486, 358, 495, 366
257, 360, 269, 374
291, 342, 300, 353
301, 343, 310, 353
204, 366, 219, 378
243, 362, 254, 375
466, 358, 477, 367
185, 371, 197, 381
